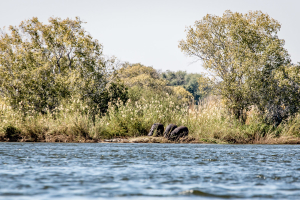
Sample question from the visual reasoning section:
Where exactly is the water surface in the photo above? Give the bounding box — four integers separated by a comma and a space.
0, 143, 300, 199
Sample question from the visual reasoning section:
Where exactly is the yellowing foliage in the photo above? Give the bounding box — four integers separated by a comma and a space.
171, 86, 193, 103
117, 63, 167, 90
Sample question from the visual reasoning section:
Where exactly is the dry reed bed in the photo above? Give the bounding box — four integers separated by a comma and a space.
1, 96, 300, 144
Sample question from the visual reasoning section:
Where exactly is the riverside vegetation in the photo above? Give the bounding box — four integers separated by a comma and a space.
1, 11, 300, 144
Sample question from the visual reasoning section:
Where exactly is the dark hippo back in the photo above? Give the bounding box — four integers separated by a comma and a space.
163, 124, 178, 139
148, 123, 164, 137
169, 126, 188, 141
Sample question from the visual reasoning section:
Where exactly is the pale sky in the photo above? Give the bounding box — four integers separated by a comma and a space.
0, 0, 299, 73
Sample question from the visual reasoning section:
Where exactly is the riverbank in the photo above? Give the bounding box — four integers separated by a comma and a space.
112, 135, 300, 144
2, 134, 300, 144
1, 96, 300, 144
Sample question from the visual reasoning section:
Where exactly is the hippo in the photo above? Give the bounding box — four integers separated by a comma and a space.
169, 126, 189, 141
148, 123, 164, 137
163, 124, 178, 139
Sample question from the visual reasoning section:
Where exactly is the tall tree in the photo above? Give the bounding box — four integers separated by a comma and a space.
179, 10, 299, 124
0, 17, 116, 114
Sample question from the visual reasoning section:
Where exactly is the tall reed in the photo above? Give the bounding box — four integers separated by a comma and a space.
1, 95, 299, 143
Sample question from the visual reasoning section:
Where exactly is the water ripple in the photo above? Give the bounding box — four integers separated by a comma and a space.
0, 143, 300, 199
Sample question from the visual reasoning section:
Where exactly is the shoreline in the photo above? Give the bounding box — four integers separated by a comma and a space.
1, 135, 300, 144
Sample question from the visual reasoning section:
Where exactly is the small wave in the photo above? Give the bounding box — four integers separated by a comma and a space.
179, 189, 240, 198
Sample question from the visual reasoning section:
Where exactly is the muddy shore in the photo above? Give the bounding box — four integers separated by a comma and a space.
1, 135, 300, 144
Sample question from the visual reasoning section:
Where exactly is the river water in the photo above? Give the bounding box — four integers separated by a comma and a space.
0, 143, 300, 199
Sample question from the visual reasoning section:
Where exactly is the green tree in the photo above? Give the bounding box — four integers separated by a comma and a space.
116, 63, 168, 102
117, 63, 167, 90
116, 63, 194, 104
261, 63, 300, 124
0, 17, 122, 115
161, 70, 209, 100
161, 70, 186, 86
179, 10, 299, 124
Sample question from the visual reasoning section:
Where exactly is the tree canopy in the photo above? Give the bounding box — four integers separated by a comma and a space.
117, 63, 167, 90
179, 10, 300, 124
0, 17, 126, 115
116, 63, 194, 104
161, 70, 211, 101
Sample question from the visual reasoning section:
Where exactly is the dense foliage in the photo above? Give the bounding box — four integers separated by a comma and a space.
0, 17, 127, 115
1, 12, 300, 143
161, 70, 211, 101
179, 10, 300, 125
117, 63, 167, 90
116, 63, 194, 103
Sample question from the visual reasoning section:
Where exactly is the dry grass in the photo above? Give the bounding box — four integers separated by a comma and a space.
129, 136, 171, 143
252, 135, 300, 144
1, 95, 300, 144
